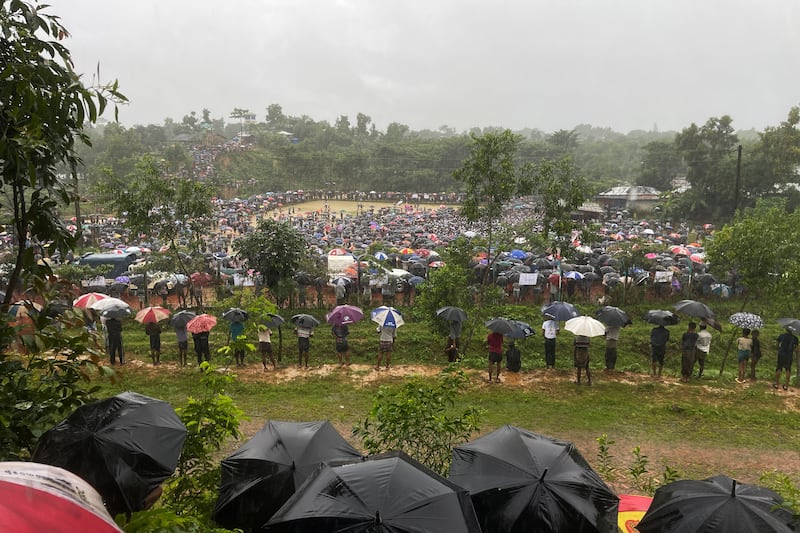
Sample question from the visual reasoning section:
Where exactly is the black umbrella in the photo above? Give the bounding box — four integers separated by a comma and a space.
541, 301, 580, 321
170, 309, 197, 328
449, 425, 619, 533
263, 313, 286, 328
485, 317, 530, 338
223, 307, 249, 323
673, 299, 715, 319
777, 317, 800, 335
213, 420, 363, 532
291, 313, 320, 329
31, 392, 187, 517
265, 451, 481, 533
437, 306, 468, 323
594, 306, 632, 328
638, 475, 796, 533
643, 309, 680, 326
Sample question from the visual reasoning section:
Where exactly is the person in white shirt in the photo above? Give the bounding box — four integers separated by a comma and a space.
258, 326, 276, 370
295, 326, 313, 368
375, 325, 396, 370
542, 319, 559, 368
694, 322, 713, 378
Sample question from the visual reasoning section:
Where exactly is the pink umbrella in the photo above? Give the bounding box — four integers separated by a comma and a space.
72, 292, 109, 309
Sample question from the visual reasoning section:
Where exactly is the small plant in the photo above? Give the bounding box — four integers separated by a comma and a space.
629, 446, 656, 495
659, 464, 680, 488
760, 471, 800, 520
595, 433, 616, 481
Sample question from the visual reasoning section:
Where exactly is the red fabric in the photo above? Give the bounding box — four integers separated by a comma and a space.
487, 332, 504, 354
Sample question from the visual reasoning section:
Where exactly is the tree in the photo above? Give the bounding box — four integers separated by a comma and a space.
530, 157, 589, 237
637, 140, 683, 190
232, 219, 308, 293
0, 0, 125, 310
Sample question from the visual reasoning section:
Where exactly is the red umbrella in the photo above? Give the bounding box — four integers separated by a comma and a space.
328, 248, 349, 256
134, 306, 171, 324
186, 314, 218, 333
72, 292, 109, 309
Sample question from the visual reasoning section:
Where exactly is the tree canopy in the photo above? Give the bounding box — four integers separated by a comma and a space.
232, 218, 308, 291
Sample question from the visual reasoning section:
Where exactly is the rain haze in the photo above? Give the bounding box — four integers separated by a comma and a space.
58, 0, 799, 134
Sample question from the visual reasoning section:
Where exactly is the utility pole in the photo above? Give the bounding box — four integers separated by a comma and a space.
733, 144, 742, 214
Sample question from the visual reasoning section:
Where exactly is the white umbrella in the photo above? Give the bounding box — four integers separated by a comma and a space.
565, 316, 606, 337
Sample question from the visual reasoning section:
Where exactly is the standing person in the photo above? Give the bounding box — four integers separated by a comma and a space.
650, 324, 670, 378
229, 320, 246, 367
448, 320, 463, 356
331, 323, 350, 366
106, 317, 124, 365
749, 329, 762, 381
506, 340, 521, 373
542, 318, 559, 369
174, 323, 189, 367
573, 335, 592, 386
444, 337, 459, 363
486, 331, 503, 383
295, 325, 313, 368
547, 273, 560, 303
680, 322, 698, 382
735, 328, 752, 384
334, 282, 347, 306
604, 326, 621, 371
375, 325, 396, 370
381, 278, 395, 307
145, 321, 162, 366
774, 329, 797, 391
694, 322, 712, 378
192, 330, 210, 366
258, 325, 276, 370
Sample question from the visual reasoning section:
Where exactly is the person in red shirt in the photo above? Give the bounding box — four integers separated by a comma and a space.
487, 331, 504, 383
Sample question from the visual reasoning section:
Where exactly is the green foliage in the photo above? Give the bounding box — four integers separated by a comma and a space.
629, 445, 655, 495
352, 367, 483, 476
53, 263, 111, 285
119, 507, 238, 533
528, 157, 589, 236
232, 219, 308, 292
595, 433, 616, 481
760, 471, 800, 519
411, 264, 472, 332
162, 363, 245, 517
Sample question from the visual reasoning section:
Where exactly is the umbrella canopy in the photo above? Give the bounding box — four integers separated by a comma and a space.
170, 310, 197, 329
263, 313, 286, 328
436, 306, 468, 323
776, 317, 800, 334
449, 425, 619, 533
134, 306, 171, 324
326, 305, 364, 326
565, 316, 606, 337
0, 462, 122, 533
371, 306, 405, 328
593, 306, 632, 328
31, 392, 187, 517
291, 314, 321, 329
673, 299, 715, 319
729, 312, 764, 329
638, 475, 795, 533
541, 301, 580, 321
89, 297, 132, 319
213, 420, 363, 532
643, 310, 680, 326
617, 494, 652, 533
265, 451, 481, 533
8, 300, 43, 320
186, 313, 218, 333
484, 318, 534, 339
223, 307, 249, 323
72, 292, 109, 309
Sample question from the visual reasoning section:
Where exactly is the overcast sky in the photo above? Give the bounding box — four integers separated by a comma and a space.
55, 0, 799, 134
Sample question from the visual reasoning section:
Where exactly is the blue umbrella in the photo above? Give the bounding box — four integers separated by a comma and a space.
374, 251, 388, 261
371, 306, 404, 328
509, 249, 527, 260
408, 276, 425, 286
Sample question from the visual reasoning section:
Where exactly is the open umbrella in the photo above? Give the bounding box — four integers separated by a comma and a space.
325, 305, 364, 326
8, 300, 43, 320
593, 306, 632, 328
449, 425, 619, 533
213, 420, 363, 532
777, 317, 800, 334
617, 494, 652, 533
484, 318, 532, 339
436, 306, 468, 323
170, 310, 197, 329
0, 462, 122, 533
638, 475, 795, 533
265, 451, 481, 533
565, 316, 607, 337
729, 312, 764, 329
72, 292, 109, 309
541, 301, 580, 321
223, 307, 249, 323
263, 313, 286, 328
673, 299, 715, 319
31, 392, 187, 517
186, 313, 217, 333
643, 309, 680, 326
134, 306, 171, 324
291, 314, 320, 329
371, 306, 405, 328
89, 297, 132, 319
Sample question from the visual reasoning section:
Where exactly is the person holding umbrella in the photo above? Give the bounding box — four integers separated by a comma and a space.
650, 324, 669, 378
679, 322, 698, 382
541, 318, 559, 369
296, 324, 313, 368
229, 319, 246, 367
735, 328, 752, 384
106, 317, 124, 365
331, 322, 350, 366
694, 322, 712, 378
258, 325, 276, 370
144, 321, 162, 366
486, 330, 503, 383
774, 327, 798, 390
375, 324, 396, 370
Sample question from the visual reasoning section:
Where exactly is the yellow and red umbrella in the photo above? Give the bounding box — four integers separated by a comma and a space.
134, 306, 171, 324
618, 494, 652, 532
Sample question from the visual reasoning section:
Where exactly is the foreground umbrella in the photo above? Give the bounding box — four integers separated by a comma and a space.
134, 306, 171, 324
729, 312, 764, 329
89, 297, 132, 319
593, 306, 632, 328
617, 494, 652, 533
643, 309, 680, 326
673, 299, 715, 319
265, 451, 481, 533
638, 475, 795, 533
371, 306, 405, 328
777, 317, 800, 334
213, 420, 363, 532
565, 316, 607, 337
170, 309, 197, 329
291, 313, 320, 329
326, 305, 364, 326
449, 425, 619, 533
0, 462, 122, 533
541, 301, 580, 321
72, 292, 109, 309
436, 306, 468, 323
223, 307, 249, 323
32, 392, 187, 517
186, 313, 218, 334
